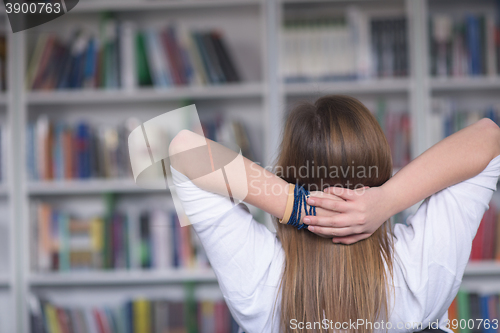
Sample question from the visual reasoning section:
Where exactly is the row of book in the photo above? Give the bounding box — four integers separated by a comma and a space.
281, 10, 408, 82
26, 16, 241, 91
26, 116, 136, 181
29, 295, 239, 333
30, 199, 208, 272
0, 34, 6, 92
373, 100, 411, 169
430, 99, 500, 144
429, 13, 500, 77
26, 114, 255, 182
448, 290, 499, 333
471, 202, 500, 262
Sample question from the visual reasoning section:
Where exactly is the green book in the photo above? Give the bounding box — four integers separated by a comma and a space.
184, 282, 198, 333
135, 31, 153, 86
103, 193, 116, 269
58, 213, 70, 272
457, 289, 471, 333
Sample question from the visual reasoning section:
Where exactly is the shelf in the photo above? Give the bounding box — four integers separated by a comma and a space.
0, 275, 9, 287
28, 179, 169, 195
464, 261, 500, 276
431, 77, 500, 91
0, 183, 8, 196
29, 269, 217, 286
27, 83, 263, 105
284, 78, 410, 96
0, 93, 7, 106
466, 261, 500, 275
70, 0, 261, 12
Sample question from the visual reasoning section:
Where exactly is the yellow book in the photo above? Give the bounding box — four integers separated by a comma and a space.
133, 298, 151, 333
90, 217, 104, 269
44, 303, 62, 333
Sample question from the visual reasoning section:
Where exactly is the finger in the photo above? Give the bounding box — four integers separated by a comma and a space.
307, 225, 358, 237
306, 196, 349, 212
302, 215, 352, 228
323, 186, 360, 200
331, 233, 370, 245
309, 191, 344, 201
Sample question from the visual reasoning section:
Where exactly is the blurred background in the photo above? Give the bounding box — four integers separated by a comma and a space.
0, 0, 499, 332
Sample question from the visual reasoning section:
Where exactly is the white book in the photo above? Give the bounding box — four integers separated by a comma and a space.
145, 28, 170, 87
429, 98, 448, 146
35, 114, 49, 180
150, 209, 172, 270
84, 308, 99, 333
348, 7, 371, 79
120, 21, 138, 91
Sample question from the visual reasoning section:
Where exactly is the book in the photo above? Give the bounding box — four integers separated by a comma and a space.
281, 14, 408, 82
429, 12, 500, 77
31, 202, 209, 272
30, 296, 239, 333
27, 24, 241, 90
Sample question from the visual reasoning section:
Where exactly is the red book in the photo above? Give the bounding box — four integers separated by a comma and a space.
482, 203, 497, 260
56, 308, 71, 333
32, 35, 56, 90
161, 29, 183, 85
93, 309, 109, 333
470, 212, 487, 261
448, 297, 459, 332
215, 301, 230, 333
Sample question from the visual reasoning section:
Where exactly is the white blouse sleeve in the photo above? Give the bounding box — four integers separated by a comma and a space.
389, 154, 500, 331
170, 166, 284, 333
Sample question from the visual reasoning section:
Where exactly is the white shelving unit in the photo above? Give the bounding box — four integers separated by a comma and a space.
284, 78, 411, 96
26, 82, 264, 105
27, 179, 169, 195
28, 269, 217, 286
1, 0, 498, 332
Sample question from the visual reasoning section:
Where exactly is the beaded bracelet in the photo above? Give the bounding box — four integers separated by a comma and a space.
280, 183, 316, 230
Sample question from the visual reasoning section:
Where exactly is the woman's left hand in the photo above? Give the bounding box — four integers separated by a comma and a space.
304, 186, 392, 244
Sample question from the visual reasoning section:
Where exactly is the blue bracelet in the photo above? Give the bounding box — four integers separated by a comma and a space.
287, 183, 316, 230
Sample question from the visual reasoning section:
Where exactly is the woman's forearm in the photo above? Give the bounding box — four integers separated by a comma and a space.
169, 129, 289, 219
382, 118, 500, 217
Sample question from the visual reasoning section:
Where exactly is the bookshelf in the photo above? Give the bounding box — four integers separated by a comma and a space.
27, 179, 169, 195
28, 269, 217, 287
284, 78, 411, 96
0, 0, 498, 332
26, 83, 264, 105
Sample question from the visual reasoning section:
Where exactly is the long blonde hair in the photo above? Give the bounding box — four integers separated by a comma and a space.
275, 95, 395, 333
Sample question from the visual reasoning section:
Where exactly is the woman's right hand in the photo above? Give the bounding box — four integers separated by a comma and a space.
304, 186, 394, 244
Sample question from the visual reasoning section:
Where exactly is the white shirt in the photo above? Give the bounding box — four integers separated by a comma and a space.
171, 154, 500, 333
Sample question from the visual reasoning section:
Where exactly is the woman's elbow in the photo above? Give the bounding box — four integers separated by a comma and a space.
477, 118, 500, 158
169, 129, 204, 157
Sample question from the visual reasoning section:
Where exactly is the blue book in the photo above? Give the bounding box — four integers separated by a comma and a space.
125, 301, 133, 333
84, 37, 97, 87
58, 213, 70, 272
104, 307, 118, 333
53, 122, 65, 180
480, 295, 490, 333
485, 106, 497, 125
145, 29, 171, 87
466, 15, 481, 75
171, 212, 179, 268
192, 31, 219, 84
76, 123, 91, 179
26, 124, 37, 181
